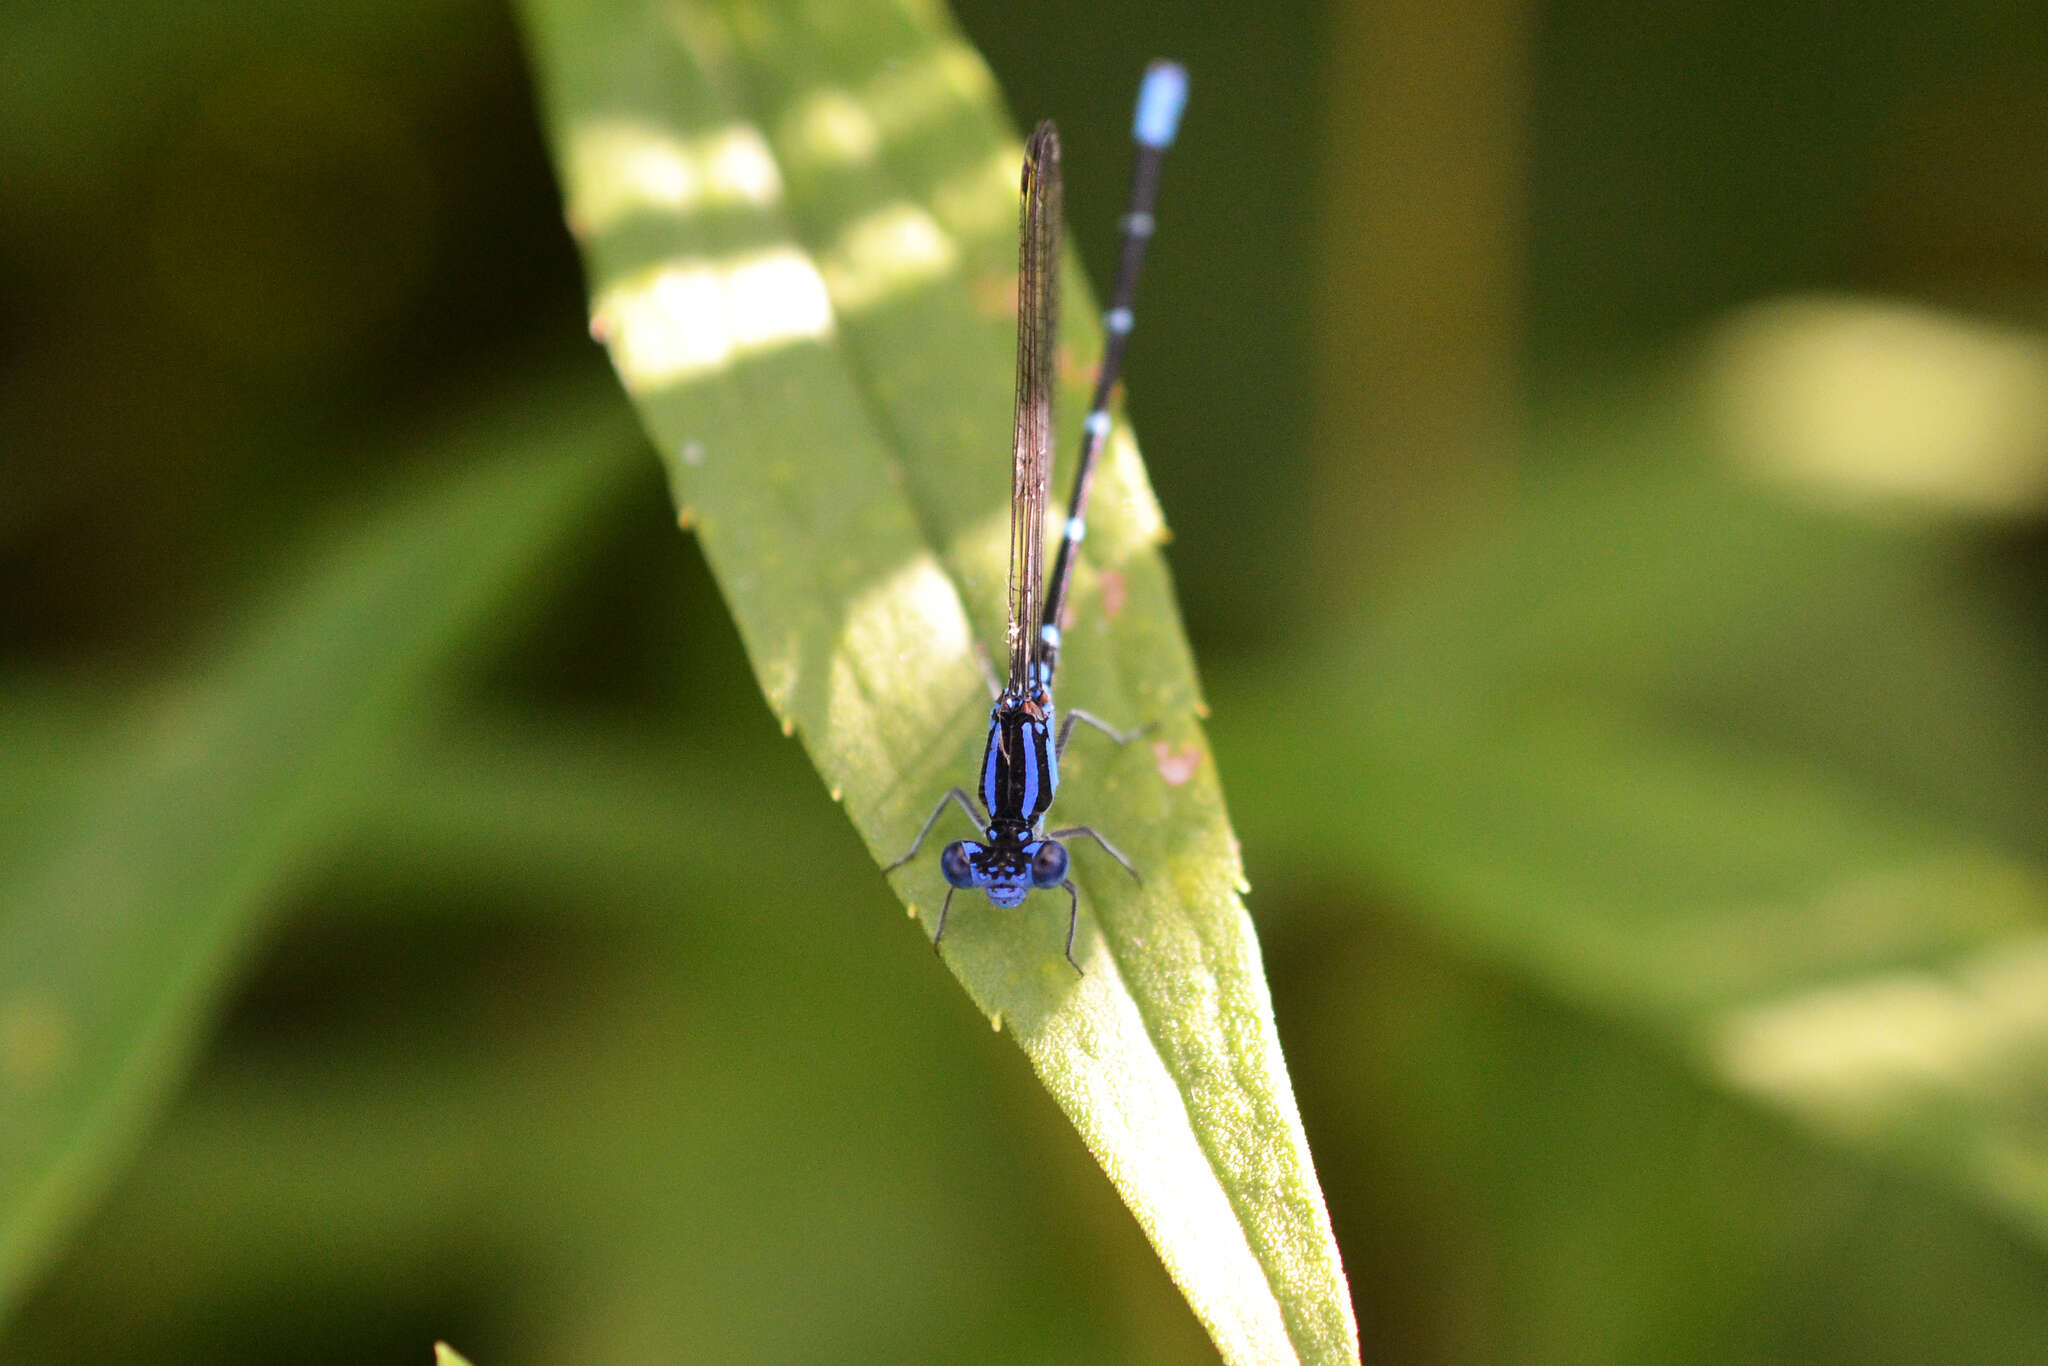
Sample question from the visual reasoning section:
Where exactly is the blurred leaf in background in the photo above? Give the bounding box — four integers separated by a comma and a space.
5, 0, 2048, 1362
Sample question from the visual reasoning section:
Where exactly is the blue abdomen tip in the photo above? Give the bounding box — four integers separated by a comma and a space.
1133, 61, 1188, 148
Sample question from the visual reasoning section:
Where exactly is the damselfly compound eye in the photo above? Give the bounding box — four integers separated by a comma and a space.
940, 841, 976, 888
1030, 840, 1069, 888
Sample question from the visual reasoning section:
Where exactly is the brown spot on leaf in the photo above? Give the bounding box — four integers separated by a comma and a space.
1097, 568, 1127, 620
1153, 741, 1201, 787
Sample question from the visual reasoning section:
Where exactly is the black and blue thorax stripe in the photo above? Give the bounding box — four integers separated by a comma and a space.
981, 686, 1059, 833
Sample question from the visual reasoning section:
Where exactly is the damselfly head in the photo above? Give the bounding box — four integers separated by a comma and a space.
973, 838, 1031, 884
940, 831, 1066, 908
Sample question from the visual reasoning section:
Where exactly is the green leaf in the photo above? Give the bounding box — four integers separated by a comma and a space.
517, 3, 1358, 1362
0, 380, 641, 1321
1225, 434, 2048, 1250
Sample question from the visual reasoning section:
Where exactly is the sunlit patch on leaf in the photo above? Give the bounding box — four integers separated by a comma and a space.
777, 88, 882, 170
562, 119, 782, 236
820, 202, 960, 314
591, 248, 835, 392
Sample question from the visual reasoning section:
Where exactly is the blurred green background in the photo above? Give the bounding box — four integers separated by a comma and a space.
7, 0, 2048, 1362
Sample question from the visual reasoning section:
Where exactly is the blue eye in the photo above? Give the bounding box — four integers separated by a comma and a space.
1030, 840, 1069, 888
940, 842, 976, 888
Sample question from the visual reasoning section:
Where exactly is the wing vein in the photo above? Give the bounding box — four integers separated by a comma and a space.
1007, 121, 1060, 694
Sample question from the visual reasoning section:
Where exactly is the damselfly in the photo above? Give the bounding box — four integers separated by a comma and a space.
886, 62, 1188, 971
